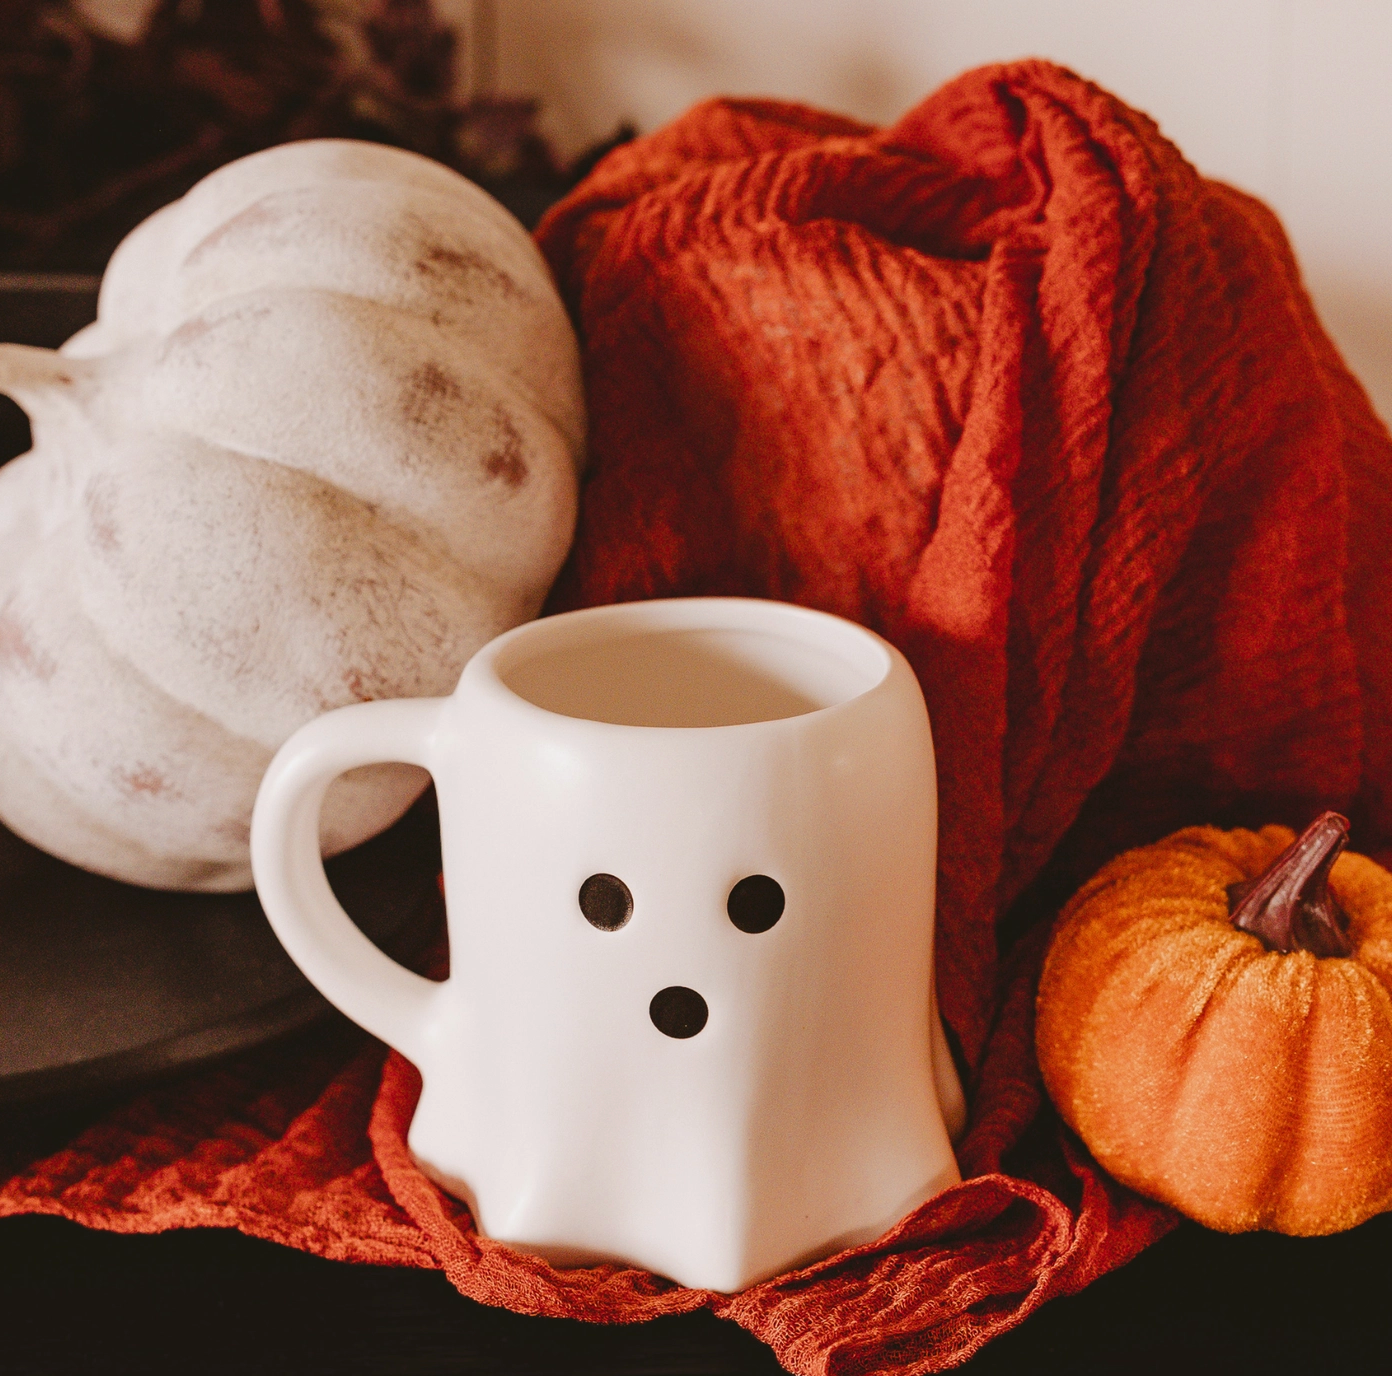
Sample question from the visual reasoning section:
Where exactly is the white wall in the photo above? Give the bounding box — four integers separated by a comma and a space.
471, 0, 1392, 427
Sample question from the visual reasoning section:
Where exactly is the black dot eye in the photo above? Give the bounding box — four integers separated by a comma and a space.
727, 874, 784, 933
579, 873, 632, 931
650, 986, 708, 1038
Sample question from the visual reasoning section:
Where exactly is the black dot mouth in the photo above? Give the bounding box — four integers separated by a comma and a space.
649, 985, 708, 1039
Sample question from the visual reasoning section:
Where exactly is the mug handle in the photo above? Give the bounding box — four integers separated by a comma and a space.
250, 697, 449, 1068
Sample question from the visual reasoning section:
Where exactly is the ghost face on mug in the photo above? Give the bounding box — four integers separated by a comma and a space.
436, 686, 939, 1143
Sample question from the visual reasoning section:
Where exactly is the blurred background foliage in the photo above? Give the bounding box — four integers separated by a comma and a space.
0, 0, 629, 269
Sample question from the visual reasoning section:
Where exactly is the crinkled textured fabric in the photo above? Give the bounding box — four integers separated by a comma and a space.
5, 61, 1391, 1374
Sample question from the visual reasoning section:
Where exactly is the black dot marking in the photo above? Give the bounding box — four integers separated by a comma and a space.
650, 986, 708, 1039
727, 874, 785, 933
579, 873, 632, 931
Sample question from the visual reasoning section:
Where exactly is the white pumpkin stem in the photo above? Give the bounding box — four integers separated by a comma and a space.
0, 343, 94, 437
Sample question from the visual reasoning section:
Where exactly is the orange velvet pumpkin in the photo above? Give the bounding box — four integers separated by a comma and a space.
1036, 814, 1392, 1235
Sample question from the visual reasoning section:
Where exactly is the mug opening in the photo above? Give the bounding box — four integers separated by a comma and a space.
495, 607, 889, 729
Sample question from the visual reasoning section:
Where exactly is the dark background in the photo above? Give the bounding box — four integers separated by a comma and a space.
1, 1202, 1389, 1374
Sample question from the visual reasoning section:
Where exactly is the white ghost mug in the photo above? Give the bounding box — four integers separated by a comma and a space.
251, 596, 965, 1291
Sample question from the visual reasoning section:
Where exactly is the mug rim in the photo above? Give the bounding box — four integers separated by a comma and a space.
467, 597, 897, 733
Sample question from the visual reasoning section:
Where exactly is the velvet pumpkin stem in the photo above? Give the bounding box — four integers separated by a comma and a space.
1228, 811, 1353, 957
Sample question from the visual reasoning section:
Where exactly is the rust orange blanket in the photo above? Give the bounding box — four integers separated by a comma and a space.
5, 61, 1392, 1375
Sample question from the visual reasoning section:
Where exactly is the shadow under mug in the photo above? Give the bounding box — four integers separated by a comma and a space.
251, 596, 964, 1292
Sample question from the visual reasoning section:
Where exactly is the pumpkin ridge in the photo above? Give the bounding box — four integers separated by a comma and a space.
158, 440, 490, 600
0, 735, 246, 890
63, 506, 366, 745
1252, 952, 1322, 1229
65, 573, 274, 760
1128, 947, 1301, 1231
166, 149, 531, 274
1115, 928, 1259, 1194
165, 277, 544, 345
69, 447, 518, 740
147, 288, 581, 500
1278, 962, 1392, 1232
55, 492, 275, 745
1158, 922, 1257, 1047
141, 414, 567, 616
157, 280, 581, 455
0, 449, 84, 582
176, 189, 546, 294
0, 607, 271, 886
1330, 851, 1392, 972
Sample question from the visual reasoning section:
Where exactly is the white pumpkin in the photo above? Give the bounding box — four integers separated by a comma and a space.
0, 139, 585, 892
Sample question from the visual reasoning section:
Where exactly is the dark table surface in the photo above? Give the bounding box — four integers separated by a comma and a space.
1, 1178, 1389, 1374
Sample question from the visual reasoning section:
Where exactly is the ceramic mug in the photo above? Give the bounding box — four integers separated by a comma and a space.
251, 596, 964, 1292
